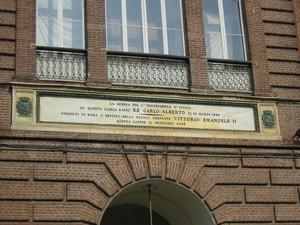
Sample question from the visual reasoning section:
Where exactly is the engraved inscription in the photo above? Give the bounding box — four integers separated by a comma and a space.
39, 96, 256, 132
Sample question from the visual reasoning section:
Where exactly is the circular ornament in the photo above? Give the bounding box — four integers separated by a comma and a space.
16, 97, 32, 117
262, 110, 275, 129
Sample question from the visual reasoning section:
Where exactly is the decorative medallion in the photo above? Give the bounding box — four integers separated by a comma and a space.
16, 97, 32, 117
262, 110, 275, 129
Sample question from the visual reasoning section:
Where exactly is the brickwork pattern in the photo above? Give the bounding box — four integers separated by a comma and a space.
15, 0, 36, 80
0, 145, 299, 224
0, 0, 300, 224
0, 0, 298, 146
0, 0, 15, 82
261, 0, 300, 100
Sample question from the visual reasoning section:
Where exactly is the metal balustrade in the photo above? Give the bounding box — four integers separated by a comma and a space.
107, 55, 189, 88
208, 62, 252, 92
36, 50, 251, 91
36, 50, 86, 82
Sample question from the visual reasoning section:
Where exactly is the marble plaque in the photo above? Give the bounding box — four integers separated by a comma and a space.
38, 93, 258, 132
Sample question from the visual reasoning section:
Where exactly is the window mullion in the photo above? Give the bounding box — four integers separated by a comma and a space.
82, 0, 85, 49
218, 0, 228, 59
121, 0, 128, 52
179, 0, 185, 56
238, 0, 247, 60
141, 0, 148, 53
161, 0, 168, 54
58, 0, 63, 47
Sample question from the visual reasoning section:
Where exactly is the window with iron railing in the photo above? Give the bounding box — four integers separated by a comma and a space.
36, 0, 86, 82
105, 0, 189, 88
202, 0, 252, 92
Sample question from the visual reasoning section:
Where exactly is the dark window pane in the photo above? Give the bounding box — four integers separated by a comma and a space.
106, 0, 122, 24
148, 28, 163, 54
202, 0, 221, 33
165, 0, 182, 29
146, 0, 162, 28
128, 25, 143, 53
127, 0, 142, 26
167, 30, 184, 55
63, 0, 82, 20
226, 35, 244, 60
223, 0, 242, 35
63, 21, 83, 48
107, 24, 123, 51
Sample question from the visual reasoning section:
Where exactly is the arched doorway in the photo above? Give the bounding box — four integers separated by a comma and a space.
100, 179, 215, 225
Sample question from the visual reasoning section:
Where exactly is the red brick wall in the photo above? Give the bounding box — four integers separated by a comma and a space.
0, 86, 11, 130
0, 144, 300, 224
0, 0, 16, 83
0, 0, 300, 224
261, 0, 300, 100
85, 0, 109, 86
14, 0, 36, 81
184, 0, 210, 91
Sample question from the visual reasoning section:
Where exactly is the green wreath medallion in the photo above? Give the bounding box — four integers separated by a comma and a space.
16, 97, 32, 117
261, 110, 275, 129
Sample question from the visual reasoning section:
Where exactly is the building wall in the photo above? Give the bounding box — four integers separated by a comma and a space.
0, 0, 300, 224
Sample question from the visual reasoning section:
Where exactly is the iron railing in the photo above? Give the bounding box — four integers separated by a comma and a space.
208, 61, 252, 92
36, 49, 86, 82
107, 54, 189, 88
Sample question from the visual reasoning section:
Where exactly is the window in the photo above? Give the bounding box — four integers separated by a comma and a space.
36, 0, 86, 82
36, 0, 84, 49
106, 0, 185, 56
202, 0, 247, 61
203, 0, 252, 91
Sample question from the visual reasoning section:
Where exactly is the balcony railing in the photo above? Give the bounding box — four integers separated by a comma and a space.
107, 54, 189, 88
36, 49, 86, 82
208, 61, 252, 92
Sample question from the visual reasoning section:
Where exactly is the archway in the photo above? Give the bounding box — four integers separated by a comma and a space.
100, 179, 215, 225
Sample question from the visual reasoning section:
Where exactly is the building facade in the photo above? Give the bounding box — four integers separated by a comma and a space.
0, 0, 300, 224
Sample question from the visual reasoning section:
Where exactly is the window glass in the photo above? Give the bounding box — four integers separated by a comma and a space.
226, 35, 244, 60
38, 0, 58, 18
63, 21, 83, 48
202, 0, 246, 60
148, 28, 163, 54
223, 0, 242, 35
168, 30, 183, 56
146, 0, 162, 28
106, 0, 185, 56
126, 0, 143, 52
63, 0, 82, 20
202, 0, 221, 33
205, 32, 223, 59
165, 0, 181, 29
128, 26, 144, 52
127, 0, 142, 26
37, 0, 84, 48
37, 18, 58, 47
107, 24, 123, 51
106, 0, 122, 24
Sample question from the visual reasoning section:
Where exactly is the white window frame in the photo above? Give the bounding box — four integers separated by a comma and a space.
205, 0, 247, 60
106, 0, 186, 56
36, 0, 85, 49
